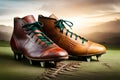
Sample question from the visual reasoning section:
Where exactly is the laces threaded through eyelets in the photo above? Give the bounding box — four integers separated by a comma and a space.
55, 19, 87, 44
23, 22, 53, 45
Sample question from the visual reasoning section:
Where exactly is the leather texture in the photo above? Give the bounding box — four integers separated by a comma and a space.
10, 15, 68, 61
38, 14, 106, 56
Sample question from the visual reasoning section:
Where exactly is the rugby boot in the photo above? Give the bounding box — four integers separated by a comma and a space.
10, 15, 68, 66
38, 14, 106, 61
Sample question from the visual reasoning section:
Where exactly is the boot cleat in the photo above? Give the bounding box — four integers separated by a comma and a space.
14, 53, 22, 60
86, 56, 92, 62
96, 54, 102, 61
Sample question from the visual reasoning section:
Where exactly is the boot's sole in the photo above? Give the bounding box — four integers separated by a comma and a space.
70, 53, 105, 62
13, 52, 68, 67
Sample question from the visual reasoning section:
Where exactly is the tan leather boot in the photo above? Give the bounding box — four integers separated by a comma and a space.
10, 15, 68, 66
38, 14, 106, 61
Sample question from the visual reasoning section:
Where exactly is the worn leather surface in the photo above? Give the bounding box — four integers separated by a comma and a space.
10, 15, 68, 60
38, 14, 106, 56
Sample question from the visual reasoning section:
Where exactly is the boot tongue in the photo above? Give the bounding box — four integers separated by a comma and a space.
23, 15, 36, 24
23, 15, 40, 33
49, 14, 58, 20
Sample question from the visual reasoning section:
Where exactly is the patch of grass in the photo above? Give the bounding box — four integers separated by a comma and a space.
0, 41, 120, 80
0, 40, 10, 47
0, 47, 45, 80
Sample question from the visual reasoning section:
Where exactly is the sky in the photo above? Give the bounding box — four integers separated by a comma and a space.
0, 0, 120, 30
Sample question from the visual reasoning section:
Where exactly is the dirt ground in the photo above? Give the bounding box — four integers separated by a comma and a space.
0, 45, 120, 80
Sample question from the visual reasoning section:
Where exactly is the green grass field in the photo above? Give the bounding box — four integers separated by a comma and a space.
0, 41, 45, 80
0, 41, 120, 80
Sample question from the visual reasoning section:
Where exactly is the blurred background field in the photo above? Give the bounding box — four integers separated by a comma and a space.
0, 41, 120, 80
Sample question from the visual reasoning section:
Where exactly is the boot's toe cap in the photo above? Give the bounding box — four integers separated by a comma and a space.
41, 47, 68, 60
50, 48, 68, 58
88, 43, 106, 55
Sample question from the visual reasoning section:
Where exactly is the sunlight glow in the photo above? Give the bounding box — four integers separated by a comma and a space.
64, 16, 115, 33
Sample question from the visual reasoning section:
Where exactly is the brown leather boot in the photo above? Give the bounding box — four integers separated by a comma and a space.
10, 15, 68, 66
38, 14, 106, 61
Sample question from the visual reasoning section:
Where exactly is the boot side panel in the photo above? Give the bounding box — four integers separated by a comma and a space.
10, 18, 27, 52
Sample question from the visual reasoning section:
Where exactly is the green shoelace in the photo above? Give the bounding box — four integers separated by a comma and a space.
23, 22, 53, 45
55, 19, 87, 44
